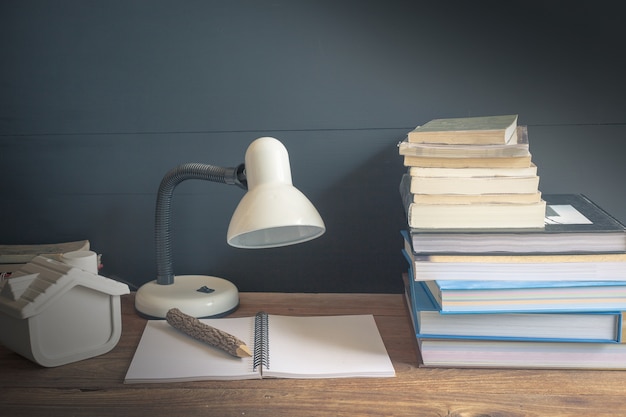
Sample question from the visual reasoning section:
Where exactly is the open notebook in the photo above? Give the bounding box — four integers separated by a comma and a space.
124, 313, 395, 383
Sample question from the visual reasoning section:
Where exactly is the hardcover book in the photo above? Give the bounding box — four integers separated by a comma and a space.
402, 247, 626, 313
417, 338, 626, 369
404, 275, 622, 343
422, 277, 626, 314
403, 235, 626, 282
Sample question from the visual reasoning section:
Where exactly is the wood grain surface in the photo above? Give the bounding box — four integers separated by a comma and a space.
1, 292, 625, 417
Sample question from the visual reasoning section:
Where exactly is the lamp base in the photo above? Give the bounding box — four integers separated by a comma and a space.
134, 275, 239, 319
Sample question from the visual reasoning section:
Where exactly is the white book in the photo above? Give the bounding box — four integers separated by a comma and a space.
418, 339, 626, 369
404, 236, 626, 282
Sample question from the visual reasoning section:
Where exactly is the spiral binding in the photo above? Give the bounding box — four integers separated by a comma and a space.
253, 311, 269, 371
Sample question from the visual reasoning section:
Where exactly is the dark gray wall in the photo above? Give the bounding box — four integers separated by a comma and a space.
2, 1, 625, 293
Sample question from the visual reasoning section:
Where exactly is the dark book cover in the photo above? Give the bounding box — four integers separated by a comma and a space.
405, 194, 626, 254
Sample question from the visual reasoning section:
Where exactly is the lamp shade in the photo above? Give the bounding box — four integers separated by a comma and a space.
227, 137, 325, 248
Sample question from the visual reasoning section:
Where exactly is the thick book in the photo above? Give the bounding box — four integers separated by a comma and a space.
417, 338, 626, 369
402, 248, 626, 313
423, 278, 626, 314
405, 194, 626, 254
400, 174, 546, 229
404, 275, 623, 343
124, 313, 395, 383
399, 126, 530, 158
407, 114, 519, 145
403, 233, 626, 282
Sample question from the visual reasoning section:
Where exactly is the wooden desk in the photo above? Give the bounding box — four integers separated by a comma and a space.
1, 293, 625, 416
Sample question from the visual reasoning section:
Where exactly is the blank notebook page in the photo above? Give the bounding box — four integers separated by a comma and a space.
124, 314, 395, 382
124, 317, 258, 383
262, 314, 395, 378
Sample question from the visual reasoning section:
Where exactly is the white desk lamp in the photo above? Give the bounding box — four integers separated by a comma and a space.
135, 137, 325, 319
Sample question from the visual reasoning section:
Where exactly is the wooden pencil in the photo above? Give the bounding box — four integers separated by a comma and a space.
165, 308, 252, 358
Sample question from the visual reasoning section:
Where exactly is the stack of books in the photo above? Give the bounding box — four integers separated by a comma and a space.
0, 240, 92, 279
399, 114, 545, 229
398, 115, 626, 369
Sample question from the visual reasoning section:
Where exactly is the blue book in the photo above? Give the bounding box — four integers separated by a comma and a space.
425, 279, 626, 314
404, 270, 623, 343
401, 248, 626, 314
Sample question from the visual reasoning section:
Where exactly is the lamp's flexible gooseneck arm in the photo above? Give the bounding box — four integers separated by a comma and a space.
155, 163, 247, 285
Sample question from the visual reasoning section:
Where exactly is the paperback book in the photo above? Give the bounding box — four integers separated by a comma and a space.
399, 126, 529, 158
402, 154, 532, 169
405, 194, 626, 254
407, 164, 538, 178
407, 114, 519, 145
400, 175, 546, 229
404, 174, 540, 195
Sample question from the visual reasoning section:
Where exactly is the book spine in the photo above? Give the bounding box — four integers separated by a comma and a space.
253, 311, 269, 371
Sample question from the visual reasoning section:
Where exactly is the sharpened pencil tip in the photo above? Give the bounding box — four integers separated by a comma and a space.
236, 344, 253, 358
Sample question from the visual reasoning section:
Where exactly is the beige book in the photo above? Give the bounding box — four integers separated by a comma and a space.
408, 114, 518, 145
400, 126, 529, 158
408, 175, 539, 195
405, 200, 547, 229
408, 164, 538, 178
410, 192, 542, 204
403, 154, 532, 168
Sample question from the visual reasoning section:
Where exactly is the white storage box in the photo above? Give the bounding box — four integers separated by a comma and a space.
0, 255, 129, 367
